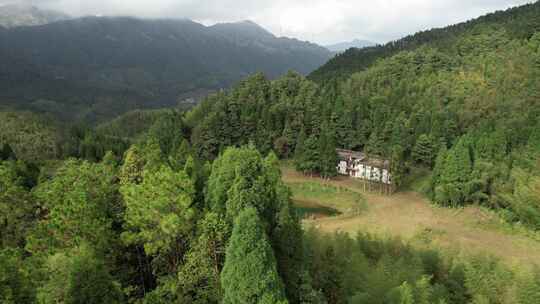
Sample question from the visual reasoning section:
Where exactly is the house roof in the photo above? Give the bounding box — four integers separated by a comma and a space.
336, 148, 366, 160
336, 149, 390, 169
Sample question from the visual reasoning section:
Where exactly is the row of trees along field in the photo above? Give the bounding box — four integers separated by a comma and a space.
2, 136, 540, 303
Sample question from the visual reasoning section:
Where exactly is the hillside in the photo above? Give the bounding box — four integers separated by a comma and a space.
309, 2, 540, 82
0, 4, 69, 28
187, 1, 540, 230
0, 16, 330, 122
1, 3, 540, 304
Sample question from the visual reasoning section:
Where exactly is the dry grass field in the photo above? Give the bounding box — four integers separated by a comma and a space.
282, 165, 540, 267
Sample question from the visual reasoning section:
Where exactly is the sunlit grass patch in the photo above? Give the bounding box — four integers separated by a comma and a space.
287, 181, 367, 215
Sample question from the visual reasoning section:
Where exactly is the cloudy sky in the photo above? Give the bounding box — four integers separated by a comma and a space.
2, 0, 534, 44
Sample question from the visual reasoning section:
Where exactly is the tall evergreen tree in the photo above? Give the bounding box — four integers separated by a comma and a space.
120, 165, 196, 271
435, 136, 474, 206
318, 127, 338, 179
37, 245, 123, 304
0, 163, 35, 248
302, 135, 321, 175
294, 127, 307, 172
0, 143, 16, 161
390, 145, 406, 189
0, 248, 34, 304
119, 145, 146, 185
412, 134, 434, 166
221, 207, 288, 304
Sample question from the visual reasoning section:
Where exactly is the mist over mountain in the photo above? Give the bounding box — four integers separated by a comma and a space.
325, 39, 377, 52
0, 4, 69, 28
0, 10, 331, 122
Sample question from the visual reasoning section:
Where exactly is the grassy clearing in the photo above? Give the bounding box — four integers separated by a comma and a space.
281, 163, 540, 268
288, 181, 367, 216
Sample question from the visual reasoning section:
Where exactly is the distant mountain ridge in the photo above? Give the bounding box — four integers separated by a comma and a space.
325, 39, 376, 52
310, 2, 540, 82
0, 12, 331, 122
0, 4, 69, 28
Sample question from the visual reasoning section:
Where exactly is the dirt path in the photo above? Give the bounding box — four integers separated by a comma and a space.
282, 167, 540, 267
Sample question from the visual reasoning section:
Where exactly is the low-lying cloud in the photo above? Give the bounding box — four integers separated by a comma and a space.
1, 0, 534, 44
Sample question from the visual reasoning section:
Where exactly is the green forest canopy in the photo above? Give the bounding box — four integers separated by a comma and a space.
1, 2, 540, 303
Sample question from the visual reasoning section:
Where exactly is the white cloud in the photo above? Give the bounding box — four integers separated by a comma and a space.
3, 0, 534, 44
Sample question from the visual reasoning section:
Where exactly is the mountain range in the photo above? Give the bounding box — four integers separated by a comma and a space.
325, 39, 376, 52
0, 5, 331, 122
0, 3, 69, 28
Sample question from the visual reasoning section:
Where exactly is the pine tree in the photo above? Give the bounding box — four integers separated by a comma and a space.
37, 245, 123, 304
28, 160, 118, 254
177, 212, 230, 304
412, 134, 434, 166
120, 165, 196, 269
119, 145, 145, 185
0, 248, 34, 304
366, 130, 384, 156
272, 200, 304, 303
169, 139, 192, 171
221, 207, 288, 304
390, 145, 406, 189
303, 135, 321, 175
437, 136, 473, 206
0, 163, 35, 248
0, 143, 16, 161
294, 127, 307, 172
398, 282, 414, 304
318, 127, 338, 179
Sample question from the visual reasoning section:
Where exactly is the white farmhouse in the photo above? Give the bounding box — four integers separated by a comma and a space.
336, 149, 392, 185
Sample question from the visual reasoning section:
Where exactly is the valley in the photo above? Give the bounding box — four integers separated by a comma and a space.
1, 1, 539, 303
282, 164, 540, 267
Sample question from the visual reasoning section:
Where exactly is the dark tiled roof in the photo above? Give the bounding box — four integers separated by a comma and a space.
336, 149, 390, 169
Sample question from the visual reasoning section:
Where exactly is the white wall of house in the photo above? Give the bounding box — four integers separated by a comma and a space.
338, 160, 392, 185
338, 161, 348, 175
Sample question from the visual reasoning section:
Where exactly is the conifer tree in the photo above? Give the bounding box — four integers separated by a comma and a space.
272, 200, 304, 303
436, 136, 473, 206
120, 165, 196, 270
294, 126, 307, 172
37, 245, 123, 304
398, 282, 414, 304
302, 135, 321, 175
0, 143, 16, 161
28, 160, 118, 254
221, 207, 288, 304
0, 248, 34, 304
390, 145, 406, 189
177, 212, 230, 304
318, 127, 338, 179
0, 163, 35, 248
412, 134, 434, 166
366, 130, 384, 156
169, 139, 192, 171
119, 145, 145, 185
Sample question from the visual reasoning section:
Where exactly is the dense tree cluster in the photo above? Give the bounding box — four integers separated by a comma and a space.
0, 132, 310, 303
2, 138, 539, 303
1, 2, 539, 303
186, 5, 540, 227
309, 2, 540, 83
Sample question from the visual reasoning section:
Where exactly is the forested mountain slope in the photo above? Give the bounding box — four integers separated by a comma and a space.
187, 2, 540, 229
1, 3, 540, 303
309, 1, 540, 82
0, 16, 330, 122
